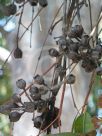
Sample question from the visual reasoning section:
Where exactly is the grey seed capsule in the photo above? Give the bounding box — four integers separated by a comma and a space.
66, 74, 76, 84
9, 111, 23, 122
16, 79, 26, 89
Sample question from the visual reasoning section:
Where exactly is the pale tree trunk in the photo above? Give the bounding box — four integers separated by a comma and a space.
3, 0, 102, 135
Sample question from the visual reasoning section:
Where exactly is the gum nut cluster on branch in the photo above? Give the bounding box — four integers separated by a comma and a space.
48, 25, 102, 74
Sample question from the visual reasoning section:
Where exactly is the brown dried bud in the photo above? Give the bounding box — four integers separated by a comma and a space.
14, 48, 23, 59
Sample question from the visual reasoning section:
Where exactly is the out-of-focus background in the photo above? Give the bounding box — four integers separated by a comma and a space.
0, 0, 102, 136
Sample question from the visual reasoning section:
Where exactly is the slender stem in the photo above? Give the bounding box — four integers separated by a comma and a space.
17, 1, 25, 48
30, 7, 34, 48
19, 7, 43, 40
2, 49, 14, 68
70, 84, 80, 114
33, 3, 64, 76
81, 71, 96, 113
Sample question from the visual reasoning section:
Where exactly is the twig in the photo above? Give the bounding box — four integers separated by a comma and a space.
19, 7, 43, 40
81, 71, 96, 113
16, 1, 25, 47
30, 7, 34, 48
2, 49, 14, 68
33, 2, 64, 76
89, 12, 102, 38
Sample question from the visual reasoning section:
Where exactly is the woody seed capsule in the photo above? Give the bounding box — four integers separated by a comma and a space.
16, 79, 26, 89
66, 74, 75, 84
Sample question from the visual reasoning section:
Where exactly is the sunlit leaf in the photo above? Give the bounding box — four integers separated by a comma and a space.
72, 112, 94, 134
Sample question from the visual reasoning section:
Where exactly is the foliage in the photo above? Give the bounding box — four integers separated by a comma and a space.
72, 112, 94, 134
0, 35, 13, 135
0, 0, 12, 19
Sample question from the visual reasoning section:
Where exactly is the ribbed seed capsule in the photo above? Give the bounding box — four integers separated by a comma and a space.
48, 48, 59, 57
38, 0, 48, 7
14, 48, 23, 59
9, 111, 23, 122
16, 79, 26, 89
66, 74, 75, 84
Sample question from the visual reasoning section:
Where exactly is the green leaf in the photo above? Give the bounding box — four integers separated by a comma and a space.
72, 112, 94, 134
47, 132, 78, 136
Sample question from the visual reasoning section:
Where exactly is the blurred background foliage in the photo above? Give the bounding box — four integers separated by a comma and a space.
0, 32, 13, 135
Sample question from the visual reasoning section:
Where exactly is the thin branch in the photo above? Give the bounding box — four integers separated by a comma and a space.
81, 71, 96, 113
19, 7, 43, 40
33, 2, 64, 75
